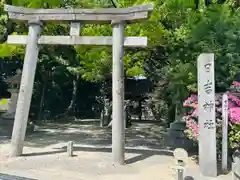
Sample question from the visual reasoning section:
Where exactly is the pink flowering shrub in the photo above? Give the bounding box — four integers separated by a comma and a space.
183, 82, 240, 151
229, 107, 240, 124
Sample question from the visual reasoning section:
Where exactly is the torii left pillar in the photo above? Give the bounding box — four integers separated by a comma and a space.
11, 20, 42, 156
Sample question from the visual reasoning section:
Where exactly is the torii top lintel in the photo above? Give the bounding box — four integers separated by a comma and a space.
4, 4, 153, 24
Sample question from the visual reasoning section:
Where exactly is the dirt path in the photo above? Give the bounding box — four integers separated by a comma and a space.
0, 147, 177, 180
0, 121, 232, 180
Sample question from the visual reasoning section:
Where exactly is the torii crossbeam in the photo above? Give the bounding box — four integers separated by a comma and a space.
4, 4, 153, 165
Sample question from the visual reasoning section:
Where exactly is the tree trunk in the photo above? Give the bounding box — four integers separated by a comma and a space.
100, 81, 109, 127
37, 78, 47, 121
67, 75, 79, 112
53, 75, 79, 120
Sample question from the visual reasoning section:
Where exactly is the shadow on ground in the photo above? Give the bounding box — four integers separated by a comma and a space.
1, 120, 174, 164
0, 173, 37, 180
5, 121, 167, 150
23, 145, 174, 165
184, 176, 195, 180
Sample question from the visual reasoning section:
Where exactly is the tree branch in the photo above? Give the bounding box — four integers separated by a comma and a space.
110, 0, 117, 8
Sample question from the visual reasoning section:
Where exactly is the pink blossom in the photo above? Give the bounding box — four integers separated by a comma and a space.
229, 107, 240, 124
228, 94, 240, 106
228, 101, 237, 108
191, 108, 198, 117
186, 119, 199, 138
183, 94, 198, 107
232, 81, 240, 87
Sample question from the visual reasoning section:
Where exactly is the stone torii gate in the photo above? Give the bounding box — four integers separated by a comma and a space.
4, 4, 153, 165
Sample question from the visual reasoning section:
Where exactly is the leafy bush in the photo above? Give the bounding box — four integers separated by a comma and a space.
183, 81, 240, 153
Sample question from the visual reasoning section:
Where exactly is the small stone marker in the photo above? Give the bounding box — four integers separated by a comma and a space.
173, 148, 188, 180
222, 93, 228, 173
197, 53, 217, 177
67, 141, 74, 157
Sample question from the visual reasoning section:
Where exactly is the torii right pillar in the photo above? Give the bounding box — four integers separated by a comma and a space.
112, 20, 125, 165
110, 7, 153, 165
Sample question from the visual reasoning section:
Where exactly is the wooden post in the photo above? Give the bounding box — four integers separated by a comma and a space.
222, 93, 228, 172
10, 21, 42, 157
112, 21, 125, 165
197, 53, 217, 177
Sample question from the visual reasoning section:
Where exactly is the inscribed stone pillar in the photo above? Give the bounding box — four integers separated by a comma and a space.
197, 53, 217, 177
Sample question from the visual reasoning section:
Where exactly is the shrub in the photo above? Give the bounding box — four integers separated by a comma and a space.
183, 82, 240, 153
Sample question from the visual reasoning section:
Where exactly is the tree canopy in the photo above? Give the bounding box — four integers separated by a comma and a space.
1, 0, 240, 120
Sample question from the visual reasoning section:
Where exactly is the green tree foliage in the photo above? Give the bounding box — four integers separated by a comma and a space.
145, 1, 240, 120
0, 0, 240, 123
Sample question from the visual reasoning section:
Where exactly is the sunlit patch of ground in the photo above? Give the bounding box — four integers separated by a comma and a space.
0, 121, 232, 180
